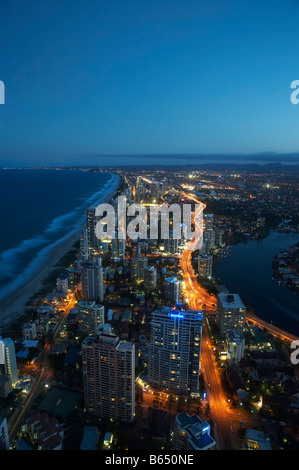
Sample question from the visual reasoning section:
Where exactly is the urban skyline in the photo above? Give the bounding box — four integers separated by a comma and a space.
0, 0, 299, 459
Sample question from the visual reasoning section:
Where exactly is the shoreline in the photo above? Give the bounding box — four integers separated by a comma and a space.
0, 230, 81, 332
0, 173, 120, 334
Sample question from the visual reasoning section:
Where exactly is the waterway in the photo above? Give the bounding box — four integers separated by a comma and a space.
213, 231, 299, 337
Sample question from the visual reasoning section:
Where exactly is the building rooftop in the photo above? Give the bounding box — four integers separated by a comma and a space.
80, 426, 99, 451
246, 429, 272, 450
175, 413, 215, 451
217, 293, 246, 309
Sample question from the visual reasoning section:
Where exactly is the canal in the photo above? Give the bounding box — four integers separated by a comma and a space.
214, 231, 299, 337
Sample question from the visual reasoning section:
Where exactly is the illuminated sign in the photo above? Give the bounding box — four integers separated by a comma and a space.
169, 313, 184, 318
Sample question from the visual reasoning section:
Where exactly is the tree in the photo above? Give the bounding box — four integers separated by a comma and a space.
204, 402, 211, 420
192, 399, 203, 417
166, 394, 175, 411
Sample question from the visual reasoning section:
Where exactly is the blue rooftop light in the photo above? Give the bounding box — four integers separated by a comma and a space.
169, 313, 184, 318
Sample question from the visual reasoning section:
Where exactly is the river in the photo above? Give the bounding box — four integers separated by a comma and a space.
213, 231, 299, 337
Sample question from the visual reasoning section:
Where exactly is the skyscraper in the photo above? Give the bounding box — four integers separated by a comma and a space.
216, 293, 246, 337
111, 233, 125, 260
82, 325, 135, 422
0, 337, 18, 386
80, 227, 89, 261
86, 207, 97, 250
130, 256, 148, 281
163, 237, 178, 254
164, 277, 181, 303
81, 259, 104, 303
78, 301, 105, 335
144, 265, 157, 290
148, 305, 203, 395
202, 214, 215, 253
0, 417, 9, 450
136, 176, 145, 202
226, 328, 245, 363
198, 254, 213, 280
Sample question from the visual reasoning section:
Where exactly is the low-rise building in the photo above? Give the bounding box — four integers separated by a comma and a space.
246, 429, 272, 450
172, 413, 216, 450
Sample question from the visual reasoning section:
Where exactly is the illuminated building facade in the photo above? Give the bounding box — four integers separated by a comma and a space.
172, 413, 216, 450
198, 253, 213, 280
226, 328, 245, 363
0, 337, 18, 386
81, 259, 104, 302
144, 265, 157, 290
130, 256, 148, 281
148, 305, 202, 395
82, 325, 135, 422
216, 293, 246, 337
78, 301, 105, 335
164, 277, 181, 302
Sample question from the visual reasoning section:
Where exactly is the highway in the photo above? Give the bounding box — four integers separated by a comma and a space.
179, 191, 261, 449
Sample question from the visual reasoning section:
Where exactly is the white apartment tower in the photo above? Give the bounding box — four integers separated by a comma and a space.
164, 277, 181, 303
226, 328, 245, 363
0, 337, 18, 386
148, 305, 203, 395
216, 293, 246, 337
78, 301, 105, 335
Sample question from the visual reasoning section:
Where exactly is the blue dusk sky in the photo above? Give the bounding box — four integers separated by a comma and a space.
1, 0, 299, 167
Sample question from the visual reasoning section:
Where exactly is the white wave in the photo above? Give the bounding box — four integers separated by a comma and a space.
0, 172, 120, 300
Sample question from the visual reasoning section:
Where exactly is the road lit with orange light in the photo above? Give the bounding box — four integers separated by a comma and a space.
179, 191, 256, 449
8, 285, 80, 442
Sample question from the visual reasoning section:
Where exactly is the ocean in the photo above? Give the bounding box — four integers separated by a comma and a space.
0, 168, 119, 302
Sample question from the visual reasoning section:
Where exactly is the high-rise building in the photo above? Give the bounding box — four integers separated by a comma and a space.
0, 337, 18, 386
130, 257, 148, 281
0, 375, 13, 399
151, 181, 160, 201
111, 233, 125, 260
144, 265, 157, 290
164, 277, 181, 303
148, 305, 203, 395
78, 301, 105, 335
215, 227, 224, 247
216, 293, 246, 337
226, 328, 245, 363
82, 325, 135, 422
163, 237, 178, 254
202, 214, 215, 253
81, 259, 104, 303
136, 176, 145, 202
0, 417, 9, 450
80, 227, 89, 261
56, 273, 68, 294
172, 413, 216, 451
86, 207, 97, 250
198, 254, 213, 280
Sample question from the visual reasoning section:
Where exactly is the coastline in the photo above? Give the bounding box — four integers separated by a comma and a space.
0, 230, 81, 332
0, 172, 120, 333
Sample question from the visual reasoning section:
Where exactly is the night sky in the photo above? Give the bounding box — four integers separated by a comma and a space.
1, 0, 299, 166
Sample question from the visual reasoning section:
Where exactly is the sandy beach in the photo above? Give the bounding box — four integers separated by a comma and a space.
0, 229, 81, 332
0, 177, 120, 334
